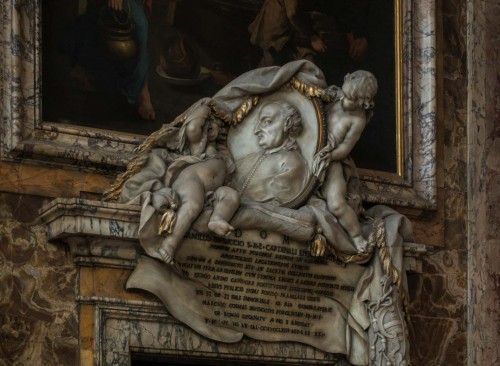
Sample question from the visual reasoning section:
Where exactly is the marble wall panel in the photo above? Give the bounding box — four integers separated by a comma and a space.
442, 0, 468, 254
406, 1, 469, 365
407, 248, 468, 366
0, 193, 78, 365
467, 0, 500, 365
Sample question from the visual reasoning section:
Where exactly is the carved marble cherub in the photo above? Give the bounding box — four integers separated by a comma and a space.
154, 104, 240, 264
315, 70, 378, 252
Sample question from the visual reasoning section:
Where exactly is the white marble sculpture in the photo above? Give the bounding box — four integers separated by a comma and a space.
105, 60, 412, 366
315, 71, 378, 253
150, 102, 240, 264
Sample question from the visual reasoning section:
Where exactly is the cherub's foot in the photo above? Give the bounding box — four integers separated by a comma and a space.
158, 246, 175, 265
208, 219, 234, 237
352, 236, 368, 253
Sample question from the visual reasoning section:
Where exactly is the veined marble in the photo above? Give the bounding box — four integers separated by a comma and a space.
466, 0, 500, 365
0, 194, 78, 365
97, 306, 351, 366
406, 1, 469, 365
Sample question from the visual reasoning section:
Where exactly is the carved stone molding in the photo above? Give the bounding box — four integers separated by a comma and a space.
89, 304, 352, 366
39, 198, 433, 261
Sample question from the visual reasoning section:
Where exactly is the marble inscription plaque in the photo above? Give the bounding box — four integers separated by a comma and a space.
127, 230, 370, 354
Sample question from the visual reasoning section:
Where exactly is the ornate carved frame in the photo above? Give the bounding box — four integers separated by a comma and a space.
0, 0, 437, 212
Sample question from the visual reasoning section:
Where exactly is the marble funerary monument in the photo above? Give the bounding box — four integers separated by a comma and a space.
40, 60, 424, 366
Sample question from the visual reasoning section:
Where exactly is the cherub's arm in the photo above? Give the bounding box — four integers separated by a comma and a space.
184, 105, 211, 143
329, 120, 365, 161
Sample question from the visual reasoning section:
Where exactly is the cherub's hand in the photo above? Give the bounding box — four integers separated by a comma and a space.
312, 153, 330, 180
313, 150, 332, 180
317, 133, 335, 158
324, 85, 341, 103
151, 187, 180, 212
313, 135, 336, 180
108, 0, 123, 11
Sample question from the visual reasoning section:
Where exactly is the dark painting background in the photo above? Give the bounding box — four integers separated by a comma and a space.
42, 0, 397, 173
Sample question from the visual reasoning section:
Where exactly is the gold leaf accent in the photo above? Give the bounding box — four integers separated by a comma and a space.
102, 153, 149, 202
209, 96, 259, 126
288, 78, 327, 100
158, 209, 177, 236
310, 231, 327, 257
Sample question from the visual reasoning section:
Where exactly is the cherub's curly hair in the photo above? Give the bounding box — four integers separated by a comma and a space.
342, 70, 378, 109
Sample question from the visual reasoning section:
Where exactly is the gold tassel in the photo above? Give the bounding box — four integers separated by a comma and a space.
158, 208, 177, 236
310, 228, 326, 257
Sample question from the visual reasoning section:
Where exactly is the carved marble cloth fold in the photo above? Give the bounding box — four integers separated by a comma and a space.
212, 59, 328, 111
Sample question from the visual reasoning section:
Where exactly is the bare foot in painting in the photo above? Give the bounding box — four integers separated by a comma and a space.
137, 82, 155, 120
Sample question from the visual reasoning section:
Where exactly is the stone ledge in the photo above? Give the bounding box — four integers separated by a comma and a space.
39, 198, 434, 265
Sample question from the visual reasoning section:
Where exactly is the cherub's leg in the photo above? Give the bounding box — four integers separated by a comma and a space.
158, 178, 205, 264
208, 186, 240, 236
322, 163, 367, 252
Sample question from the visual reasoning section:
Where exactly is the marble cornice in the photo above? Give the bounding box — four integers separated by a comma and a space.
38, 198, 434, 267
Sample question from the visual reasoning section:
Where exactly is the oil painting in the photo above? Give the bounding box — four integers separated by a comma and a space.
42, 0, 398, 173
